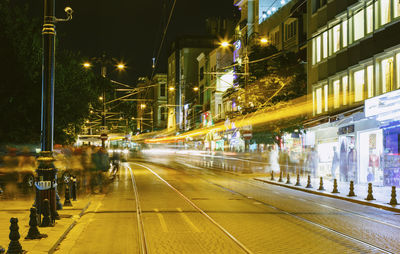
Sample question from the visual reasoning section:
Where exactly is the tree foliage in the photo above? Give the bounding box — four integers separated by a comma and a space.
0, 1, 102, 144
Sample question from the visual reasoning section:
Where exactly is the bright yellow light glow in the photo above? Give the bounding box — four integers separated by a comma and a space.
83, 62, 91, 68
220, 41, 230, 48
169, 87, 175, 91
86, 120, 89, 123
140, 104, 146, 109
116, 63, 126, 70
90, 110, 94, 114
99, 96, 103, 101
193, 86, 199, 92
260, 37, 268, 44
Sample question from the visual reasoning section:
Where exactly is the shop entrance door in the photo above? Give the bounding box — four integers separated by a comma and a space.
358, 129, 383, 185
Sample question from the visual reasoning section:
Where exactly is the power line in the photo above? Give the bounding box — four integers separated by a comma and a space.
151, 0, 177, 79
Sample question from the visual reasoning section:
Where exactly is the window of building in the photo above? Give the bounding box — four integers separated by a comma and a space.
354, 69, 365, 102
366, 4, 373, 34
316, 35, 321, 63
342, 76, 349, 105
316, 87, 323, 114
353, 9, 365, 41
285, 20, 297, 41
160, 107, 166, 121
367, 65, 374, 98
200, 67, 204, 81
397, 53, 400, 88
322, 31, 328, 59
380, 0, 391, 26
160, 83, 166, 97
324, 84, 329, 111
218, 104, 222, 116
395, 0, 400, 18
332, 24, 341, 53
333, 79, 340, 108
381, 57, 394, 93
342, 20, 348, 48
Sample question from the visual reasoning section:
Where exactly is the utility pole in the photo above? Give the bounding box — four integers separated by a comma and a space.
36, 0, 72, 225
100, 64, 107, 148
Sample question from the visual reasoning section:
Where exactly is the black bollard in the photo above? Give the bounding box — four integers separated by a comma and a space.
270, 171, 275, 181
318, 177, 325, 191
7, 218, 23, 254
64, 186, 72, 207
332, 179, 339, 193
347, 181, 356, 197
40, 199, 53, 227
286, 174, 291, 184
25, 208, 47, 240
295, 174, 301, 186
305, 175, 313, 188
71, 176, 77, 201
365, 183, 375, 200
278, 171, 283, 182
389, 186, 398, 205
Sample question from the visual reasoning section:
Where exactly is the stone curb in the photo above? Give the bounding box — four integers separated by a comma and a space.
47, 200, 91, 254
254, 178, 400, 213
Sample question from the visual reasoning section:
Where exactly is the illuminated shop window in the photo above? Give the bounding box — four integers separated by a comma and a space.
342, 76, 348, 105
354, 69, 365, 102
322, 31, 328, 59
316, 87, 323, 114
381, 57, 394, 93
353, 9, 365, 41
324, 84, 329, 111
380, 0, 391, 25
333, 79, 340, 108
367, 65, 374, 98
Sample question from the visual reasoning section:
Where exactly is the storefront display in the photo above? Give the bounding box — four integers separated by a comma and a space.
383, 124, 400, 187
358, 129, 383, 185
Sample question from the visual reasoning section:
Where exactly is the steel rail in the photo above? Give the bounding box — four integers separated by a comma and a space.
130, 162, 253, 254
127, 164, 148, 254
180, 161, 396, 254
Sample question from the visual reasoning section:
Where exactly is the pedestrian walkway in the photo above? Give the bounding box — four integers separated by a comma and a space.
255, 174, 400, 213
0, 194, 92, 253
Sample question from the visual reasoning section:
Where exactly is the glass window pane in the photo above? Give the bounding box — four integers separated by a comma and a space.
367, 65, 374, 98
381, 0, 391, 25
366, 5, 373, 33
316, 88, 322, 114
333, 24, 341, 53
397, 53, 400, 88
333, 80, 340, 108
354, 10, 365, 41
313, 90, 316, 115
342, 76, 348, 105
395, 0, 400, 18
381, 57, 394, 93
354, 69, 365, 102
324, 84, 329, 111
312, 38, 316, 65
316, 35, 321, 62
342, 20, 348, 47
322, 31, 328, 59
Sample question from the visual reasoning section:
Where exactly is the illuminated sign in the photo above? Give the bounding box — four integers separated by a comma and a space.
233, 40, 242, 63
365, 89, 400, 117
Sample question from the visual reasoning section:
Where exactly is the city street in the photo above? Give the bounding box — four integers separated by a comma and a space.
53, 155, 400, 253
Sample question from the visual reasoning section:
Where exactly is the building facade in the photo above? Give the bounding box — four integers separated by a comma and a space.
306, 0, 400, 186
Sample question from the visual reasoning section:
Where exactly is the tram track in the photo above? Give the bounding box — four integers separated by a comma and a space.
127, 162, 253, 254
136, 158, 398, 254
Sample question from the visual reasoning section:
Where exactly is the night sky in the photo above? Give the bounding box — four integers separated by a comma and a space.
49, 0, 236, 83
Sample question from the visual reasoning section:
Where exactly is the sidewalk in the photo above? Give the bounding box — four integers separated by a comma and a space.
254, 174, 400, 213
0, 194, 92, 254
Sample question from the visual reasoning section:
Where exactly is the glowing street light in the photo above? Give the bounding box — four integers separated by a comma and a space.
116, 63, 126, 71
169, 86, 175, 91
193, 86, 199, 92
220, 41, 230, 48
83, 62, 91, 68
260, 37, 268, 44
99, 96, 103, 101
140, 104, 146, 109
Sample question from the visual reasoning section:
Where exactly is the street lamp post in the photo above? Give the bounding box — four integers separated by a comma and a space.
35, 0, 73, 226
